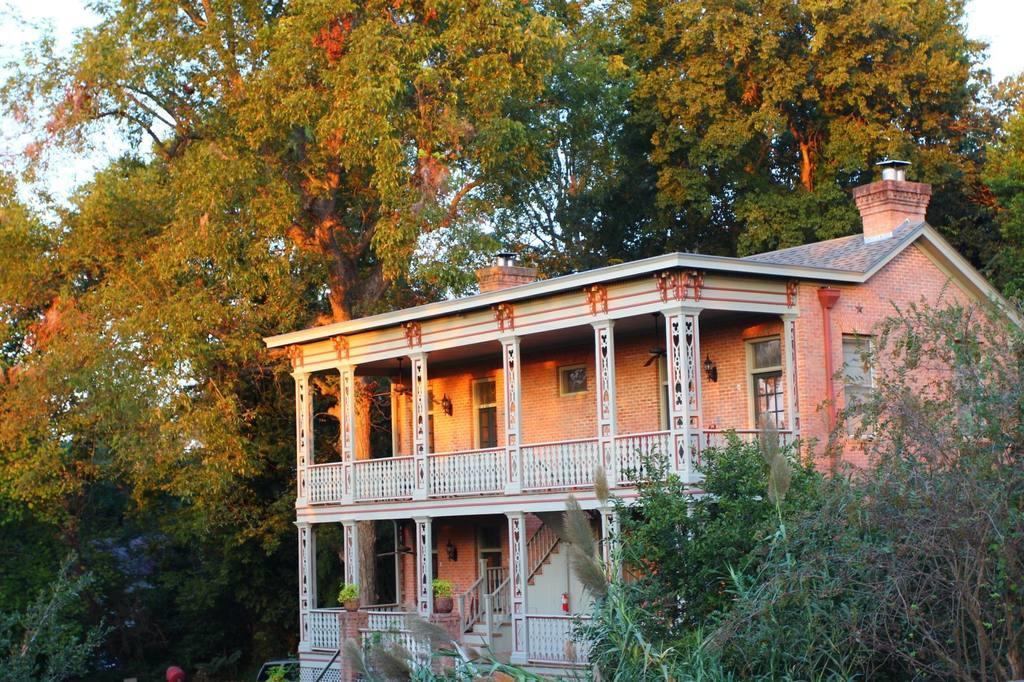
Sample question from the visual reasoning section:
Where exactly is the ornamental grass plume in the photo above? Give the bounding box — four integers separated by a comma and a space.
594, 465, 610, 505
759, 421, 791, 506
407, 614, 454, 649
564, 495, 608, 598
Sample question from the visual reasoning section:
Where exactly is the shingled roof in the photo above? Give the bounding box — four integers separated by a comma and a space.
743, 220, 925, 273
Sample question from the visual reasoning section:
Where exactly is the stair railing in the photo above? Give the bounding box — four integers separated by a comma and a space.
526, 522, 560, 579
456, 569, 485, 634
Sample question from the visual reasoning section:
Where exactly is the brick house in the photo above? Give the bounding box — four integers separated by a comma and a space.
263, 163, 1008, 680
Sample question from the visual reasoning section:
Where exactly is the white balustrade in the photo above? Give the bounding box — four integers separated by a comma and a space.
359, 628, 429, 664
526, 615, 590, 665
308, 608, 342, 651
353, 457, 415, 501
361, 610, 428, 666
700, 428, 795, 451
308, 463, 345, 504
365, 610, 411, 632
427, 448, 506, 497
521, 438, 600, 491
613, 431, 670, 482
485, 566, 507, 594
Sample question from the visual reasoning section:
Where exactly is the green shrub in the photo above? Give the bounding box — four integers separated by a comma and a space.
431, 579, 452, 598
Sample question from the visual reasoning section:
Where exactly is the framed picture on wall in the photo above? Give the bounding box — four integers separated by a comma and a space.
559, 364, 587, 395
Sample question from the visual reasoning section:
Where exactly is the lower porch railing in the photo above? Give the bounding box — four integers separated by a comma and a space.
526, 614, 591, 665
307, 429, 797, 504
308, 606, 407, 653
309, 608, 342, 651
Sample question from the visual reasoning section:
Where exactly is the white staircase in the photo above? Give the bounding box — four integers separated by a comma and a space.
454, 517, 561, 652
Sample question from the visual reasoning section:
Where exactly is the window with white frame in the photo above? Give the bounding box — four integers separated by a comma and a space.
473, 379, 498, 449
842, 335, 873, 436
749, 337, 784, 429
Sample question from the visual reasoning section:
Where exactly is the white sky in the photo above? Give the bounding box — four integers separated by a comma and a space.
0, 0, 1022, 202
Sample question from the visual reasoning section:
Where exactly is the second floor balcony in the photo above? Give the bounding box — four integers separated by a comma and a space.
294, 308, 801, 511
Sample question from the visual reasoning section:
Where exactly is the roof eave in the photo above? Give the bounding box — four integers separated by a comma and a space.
263, 252, 864, 348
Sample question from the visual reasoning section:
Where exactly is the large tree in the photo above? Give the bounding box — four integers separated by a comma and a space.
0, 0, 564, 675
621, 0, 993, 256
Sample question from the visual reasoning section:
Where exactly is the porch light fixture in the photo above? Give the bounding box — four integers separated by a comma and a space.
446, 539, 458, 562
441, 394, 453, 416
703, 355, 718, 383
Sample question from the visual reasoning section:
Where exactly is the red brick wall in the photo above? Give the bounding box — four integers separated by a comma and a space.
399, 516, 508, 609
699, 319, 788, 430
391, 329, 799, 451
794, 244, 972, 467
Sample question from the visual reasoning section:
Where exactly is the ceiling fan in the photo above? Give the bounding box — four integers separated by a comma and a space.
644, 313, 665, 367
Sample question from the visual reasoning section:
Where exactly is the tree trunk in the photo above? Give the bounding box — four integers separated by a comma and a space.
799, 139, 815, 193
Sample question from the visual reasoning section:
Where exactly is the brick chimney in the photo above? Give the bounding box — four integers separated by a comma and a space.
851, 160, 931, 243
475, 253, 539, 293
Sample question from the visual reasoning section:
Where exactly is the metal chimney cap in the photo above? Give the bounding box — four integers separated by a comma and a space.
876, 159, 911, 181
494, 252, 518, 267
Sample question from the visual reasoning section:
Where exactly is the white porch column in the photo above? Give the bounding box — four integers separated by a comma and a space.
414, 516, 433, 617
338, 364, 357, 505
782, 314, 800, 437
593, 321, 618, 486
293, 371, 313, 506
600, 508, 621, 580
662, 308, 702, 481
501, 335, 523, 494
341, 520, 360, 588
297, 521, 316, 653
410, 352, 430, 500
507, 510, 529, 664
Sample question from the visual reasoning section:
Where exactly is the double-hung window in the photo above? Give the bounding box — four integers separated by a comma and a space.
473, 379, 498, 449
842, 335, 873, 436
749, 338, 784, 429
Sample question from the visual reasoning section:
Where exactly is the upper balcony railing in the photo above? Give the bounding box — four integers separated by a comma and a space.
304, 427, 794, 506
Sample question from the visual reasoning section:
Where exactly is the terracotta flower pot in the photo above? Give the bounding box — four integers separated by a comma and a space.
434, 596, 453, 614
344, 599, 360, 611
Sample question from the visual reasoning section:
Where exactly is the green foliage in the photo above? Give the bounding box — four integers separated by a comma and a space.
619, 0, 998, 260
430, 579, 451, 599
579, 303, 1024, 681
0, 0, 567, 676
985, 77, 1024, 296
0, 555, 106, 682
615, 436, 822, 639
338, 583, 359, 603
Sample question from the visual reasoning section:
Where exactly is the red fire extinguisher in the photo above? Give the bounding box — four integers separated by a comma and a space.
561, 593, 569, 613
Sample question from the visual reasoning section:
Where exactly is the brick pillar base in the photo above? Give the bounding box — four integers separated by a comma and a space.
429, 613, 461, 673
338, 609, 368, 682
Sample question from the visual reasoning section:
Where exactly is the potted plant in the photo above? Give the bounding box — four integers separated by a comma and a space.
432, 579, 453, 614
338, 583, 359, 611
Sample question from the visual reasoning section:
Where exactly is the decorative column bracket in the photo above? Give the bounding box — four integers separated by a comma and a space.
600, 508, 621, 580
293, 371, 313, 506
297, 521, 315, 653
414, 517, 433, 617
782, 314, 800, 435
501, 336, 523, 494
410, 352, 429, 500
593, 321, 618, 486
338, 364, 357, 505
507, 511, 528, 664
341, 520, 360, 588
662, 307, 702, 481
